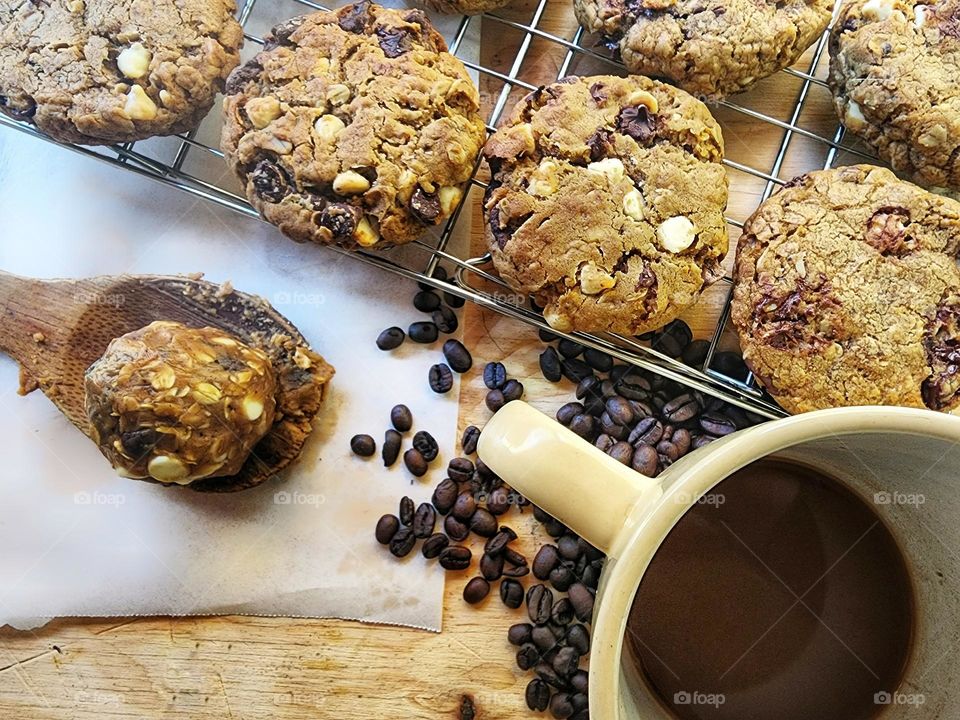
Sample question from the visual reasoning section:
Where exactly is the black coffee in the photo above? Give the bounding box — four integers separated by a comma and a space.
628, 459, 914, 720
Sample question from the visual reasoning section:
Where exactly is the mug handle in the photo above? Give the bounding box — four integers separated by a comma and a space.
478, 401, 662, 557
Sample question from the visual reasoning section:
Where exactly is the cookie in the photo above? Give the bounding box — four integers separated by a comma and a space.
574, 0, 833, 98
0, 0, 242, 145
483, 75, 728, 336
418, 0, 512, 14
732, 165, 960, 414
829, 0, 960, 191
221, 2, 486, 250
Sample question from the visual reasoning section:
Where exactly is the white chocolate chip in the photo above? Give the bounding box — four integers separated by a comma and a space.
914, 5, 929, 26
527, 159, 560, 197
242, 396, 264, 422
579, 263, 616, 295
150, 364, 176, 390
123, 85, 157, 121
148, 455, 189, 483
192, 382, 222, 404
656, 216, 697, 253
625, 89, 659, 114
333, 170, 371, 196
158, 89, 173, 107
117, 42, 151, 79
314, 114, 345, 143
355, 216, 380, 247
438, 186, 462, 215
67, 0, 84, 13
862, 0, 895, 21
326, 84, 351, 106
245, 96, 281, 129
543, 306, 572, 333
844, 100, 867, 131
587, 158, 625, 183
622, 189, 645, 220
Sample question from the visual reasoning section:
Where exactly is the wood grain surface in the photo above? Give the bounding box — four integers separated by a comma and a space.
0, 1, 857, 717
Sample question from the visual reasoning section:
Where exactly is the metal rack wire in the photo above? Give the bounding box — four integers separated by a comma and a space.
0, 0, 867, 420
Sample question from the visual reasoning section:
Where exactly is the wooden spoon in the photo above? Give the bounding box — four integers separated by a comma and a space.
0, 271, 334, 492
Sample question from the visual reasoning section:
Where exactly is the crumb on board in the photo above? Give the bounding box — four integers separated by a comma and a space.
32, 332, 45, 343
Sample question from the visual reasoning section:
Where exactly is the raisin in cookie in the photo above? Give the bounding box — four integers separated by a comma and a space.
417, 0, 512, 14
483, 75, 728, 335
574, 0, 833, 99
0, 0, 242, 145
221, 2, 486, 250
829, 0, 960, 191
732, 165, 960, 414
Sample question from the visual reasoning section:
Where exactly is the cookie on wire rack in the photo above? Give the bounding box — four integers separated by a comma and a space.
417, 0, 513, 14
221, 1, 487, 250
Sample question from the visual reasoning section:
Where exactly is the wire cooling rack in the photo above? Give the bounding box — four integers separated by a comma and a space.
0, 0, 871, 420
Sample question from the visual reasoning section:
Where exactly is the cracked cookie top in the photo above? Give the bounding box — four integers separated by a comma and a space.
829, 0, 960, 191
732, 165, 960, 414
483, 75, 728, 336
0, 0, 242, 144
574, 0, 833, 98
221, 1, 487, 250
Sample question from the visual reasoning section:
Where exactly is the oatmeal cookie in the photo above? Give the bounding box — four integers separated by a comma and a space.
0, 0, 242, 144
574, 0, 833, 99
221, 2, 486, 250
483, 75, 728, 335
829, 0, 960, 190
732, 165, 960, 414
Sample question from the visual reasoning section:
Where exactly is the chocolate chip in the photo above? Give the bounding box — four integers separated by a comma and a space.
267, 15, 307, 48
120, 429, 159, 459
225, 62, 261, 95
617, 105, 657, 143
251, 159, 290, 202
318, 203, 360, 239
410, 187, 442, 224
377, 27, 413, 58
587, 128, 615, 162
589, 82, 606, 104
338, 1, 373, 33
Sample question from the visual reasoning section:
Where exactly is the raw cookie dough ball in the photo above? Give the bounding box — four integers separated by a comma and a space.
85, 321, 278, 485
417, 0, 512, 14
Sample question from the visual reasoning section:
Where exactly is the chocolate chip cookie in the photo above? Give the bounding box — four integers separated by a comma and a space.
0, 0, 242, 145
221, 2, 486, 250
574, 0, 833, 98
483, 75, 728, 336
829, 0, 960, 191
417, 0, 512, 14
732, 165, 960, 414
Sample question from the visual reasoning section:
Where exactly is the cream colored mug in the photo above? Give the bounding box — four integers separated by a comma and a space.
478, 401, 960, 719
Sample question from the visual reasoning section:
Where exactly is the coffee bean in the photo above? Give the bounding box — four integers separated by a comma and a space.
421, 533, 449, 559
714, 350, 749, 380
504, 564, 530, 578
509, 623, 533, 646
570, 669, 589, 695
504, 546, 527, 568
399, 496, 415, 525
501, 379, 524, 402
350, 434, 376, 457
461, 425, 480, 454
538, 326, 558, 342
486, 389, 506, 412
600, 379, 617, 399
390, 404, 413, 432
463, 577, 490, 604
571, 694, 588, 715
382, 429, 402, 467
527, 584, 554, 624
484, 527, 516, 556
556, 402, 584, 426
409, 431, 438, 463
452, 492, 477, 521
682, 338, 710, 367
608, 441, 634, 466
517, 644, 540, 671
532, 624, 558, 652
631, 442, 658, 476
557, 535, 581, 561
443, 339, 473, 373
486, 488, 511, 515
567, 583, 594, 622
550, 693, 575, 719
447, 457, 474, 483
650, 319, 692, 357
551, 598, 575, 626
469, 508, 498, 537
403, 448, 428, 477
432, 305, 458, 334
581, 562, 602, 590
629, 417, 663, 445
566, 624, 590, 655
375, 514, 400, 544
500, 578, 525, 609
543, 517, 567, 538
439, 545, 472, 571
540, 347, 562, 382
557, 339, 584, 358
662, 393, 700, 423
409, 321, 439, 344
429, 363, 454, 394
575, 376, 599, 401
432, 478, 458, 514
413, 290, 441, 312
553, 646, 581, 678
583, 348, 613, 372
535, 663, 566, 690
568, 414, 596, 440
376, 327, 405, 350
561, 358, 593, 383
482, 362, 507, 389
443, 290, 465, 309
605, 396, 634, 426
692, 434, 716, 450
413, 503, 436, 538
445, 514, 470, 541
389, 527, 416, 557
599, 412, 628, 440
549, 564, 576, 592
700, 412, 737, 436
657, 439, 680, 462
673, 428, 692, 455
526, 678, 551, 712
594, 434, 614, 453
418, 265, 447, 291
480, 552, 504, 581
616, 370, 652, 401
533, 506, 553, 523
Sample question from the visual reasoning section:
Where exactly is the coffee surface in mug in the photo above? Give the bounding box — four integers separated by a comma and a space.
627, 459, 914, 720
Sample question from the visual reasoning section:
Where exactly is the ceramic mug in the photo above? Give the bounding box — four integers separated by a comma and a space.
478, 400, 960, 719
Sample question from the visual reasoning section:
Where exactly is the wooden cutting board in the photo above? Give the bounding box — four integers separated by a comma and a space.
0, 2, 849, 717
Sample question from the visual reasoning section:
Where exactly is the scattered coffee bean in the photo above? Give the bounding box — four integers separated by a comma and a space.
463, 577, 491, 604
527, 584, 554, 624
444, 290, 466, 309
409, 321, 439, 344
551, 598, 575, 626
418, 265, 447, 291
432, 305, 459, 334
570, 669, 589, 695
403, 448, 428, 477
461, 425, 481, 454
376, 327, 405, 351
556, 402, 583, 426
399, 496, 415, 526
608, 441, 633, 466
553, 646, 581, 678
390, 404, 413, 432
421, 533, 449, 559
460, 695, 476, 720
485, 527, 516, 556
535, 662, 566, 690
503, 563, 531, 578
412, 431, 439, 462
443, 339, 473, 373
486, 389, 506, 412
557, 339, 584, 358
452, 492, 477, 521
682, 338, 710, 367
526, 679, 551, 712
500, 578, 525, 609
556, 535, 581, 561
549, 564, 576, 592
567, 583, 595, 622
571, 694, 589, 716
382, 429, 401, 467
502, 379, 524, 402
532, 624, 558, 652
568, 414, 596, 440
439, 545, 472, 571
483, 361, 507, 389
561, 358, 593, 383
413, 503, 436, 538
469, 508, 498, 537
566, 625, 590, 655
550, 692, 575, 719
375, 514, 400, 545
413, 290, 441, 312
445, 514, 470, 541
389, 527, 416, 558
650, 319, 692, 357
538, 327, 558, 342
509, 623, 533, 646
447, 457, 474, 483
503, 546, 528, 568
517, 644, 540, 671
543, 517, 567, 538
480, 552, 504, 581
432, 478, 458, 514
486, 488, 511, 515
540, 347, 562, 382
583, 348, 613, 372
429, 363, 454, 394
350, 434, 376, 457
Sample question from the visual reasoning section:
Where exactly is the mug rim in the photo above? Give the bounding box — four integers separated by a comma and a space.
591, 405, 960, 720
